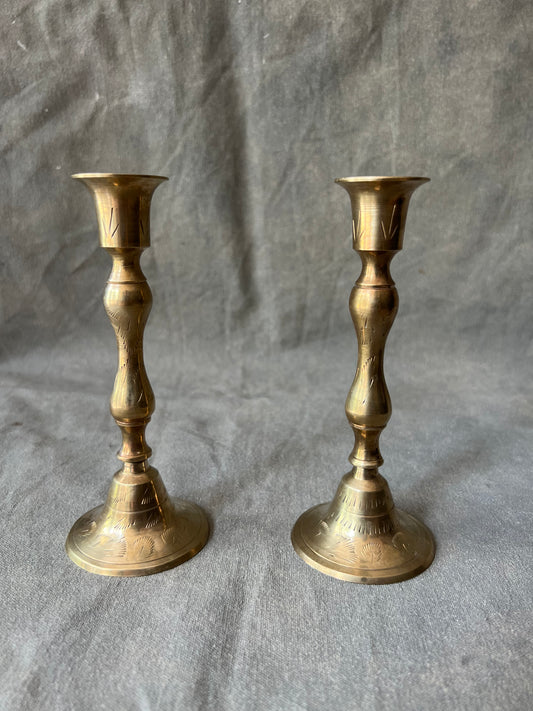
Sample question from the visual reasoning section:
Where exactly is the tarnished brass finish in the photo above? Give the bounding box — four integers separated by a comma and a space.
66, 174, 209, 576
292, 176, 435, 584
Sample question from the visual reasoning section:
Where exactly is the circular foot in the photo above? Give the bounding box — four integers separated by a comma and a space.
291, 503, 435, 584
66, 498, 209, 577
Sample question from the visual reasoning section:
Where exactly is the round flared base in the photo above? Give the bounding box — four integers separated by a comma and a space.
291, 503, 435, 584
66, 497, 209, 577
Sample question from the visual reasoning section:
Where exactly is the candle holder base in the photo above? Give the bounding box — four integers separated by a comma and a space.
66, 465, 209, 577
292, 473, 435, 584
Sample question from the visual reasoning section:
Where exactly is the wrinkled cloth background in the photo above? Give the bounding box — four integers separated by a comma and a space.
1, 1, 532, 709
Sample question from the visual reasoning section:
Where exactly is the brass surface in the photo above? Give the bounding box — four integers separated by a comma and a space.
292, 176, 435, 584
66, 174, 209, 576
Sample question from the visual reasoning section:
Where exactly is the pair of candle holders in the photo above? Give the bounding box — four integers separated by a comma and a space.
65, 173, 435, 585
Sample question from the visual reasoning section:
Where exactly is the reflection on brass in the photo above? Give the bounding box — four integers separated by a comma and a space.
66, 173, 209, 576
292, 176, 435, 584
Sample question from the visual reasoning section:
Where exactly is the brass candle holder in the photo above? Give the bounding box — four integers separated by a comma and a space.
66, 173, 209, 576
292, 176, 435, 584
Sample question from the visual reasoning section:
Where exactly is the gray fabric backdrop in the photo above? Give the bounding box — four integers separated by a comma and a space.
1, 1, 532, 709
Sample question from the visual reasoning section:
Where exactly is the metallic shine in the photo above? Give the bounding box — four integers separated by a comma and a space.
291, 176, 435, 584
66, 173, 209, 576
